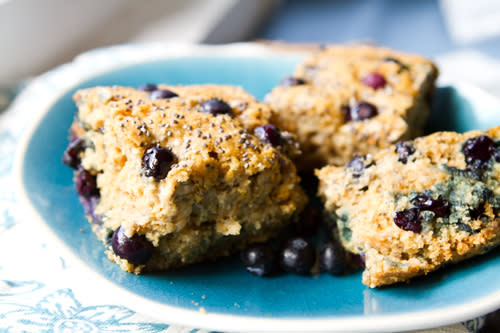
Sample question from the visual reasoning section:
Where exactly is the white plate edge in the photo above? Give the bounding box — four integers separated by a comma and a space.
10, 42, 500, 332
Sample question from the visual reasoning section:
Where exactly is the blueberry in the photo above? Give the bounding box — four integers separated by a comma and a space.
346, 155, 366, 178
254, 124, 281, 147
141, 144, 175, 181
138, 83, 157, 92
344, 102, 378, 122
362, 73, 386, 89
394, 208, 422, 233
240, 244, 276, 276
201, 98, 233, 116
395, 141, 416, 164
280, 76, 307, 87
462, 136, 496, 168
111, 226, 153, 265
75, 170, 99, 198
351, 102, 378, 121
79, 195, 101, 225
62, 137, 84, 169
411, 194, 450, 218
319, 241, 347, 275
150, 89, 178, 100
279, 237, 316, 275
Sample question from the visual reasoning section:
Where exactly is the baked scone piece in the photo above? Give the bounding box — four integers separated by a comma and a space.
64, 84, 307, 273
317, 127, 500, 287
265, 45, 439, 171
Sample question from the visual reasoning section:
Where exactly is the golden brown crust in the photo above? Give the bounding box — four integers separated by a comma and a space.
266, 44, 438, 171
317, 127, 500, 287
72, 85, 307, 273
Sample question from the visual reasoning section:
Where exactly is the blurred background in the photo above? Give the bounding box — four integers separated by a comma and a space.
2, 1, 500, 330
2, 0, 500, 109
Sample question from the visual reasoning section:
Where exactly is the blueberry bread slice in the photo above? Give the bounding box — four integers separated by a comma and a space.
265, 45, 438, 171
63, 84, 307, 273
317, 127, 500, 287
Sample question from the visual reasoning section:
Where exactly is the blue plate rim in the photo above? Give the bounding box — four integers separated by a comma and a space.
11, 42, 500, 332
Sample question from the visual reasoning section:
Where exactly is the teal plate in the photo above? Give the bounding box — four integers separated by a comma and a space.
13, 44, 500, 332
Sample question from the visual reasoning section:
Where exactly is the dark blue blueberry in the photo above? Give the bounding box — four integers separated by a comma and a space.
150, 89, 178, 100
254, 124, 281, 147
141, 144, 175, 181
462, 136, 496, 168
240, 244, 276, 277
350, 102, 378, 121
362, 73, 386, 89
111, 226, 153, 265
346, 155, 366, 178
319, 241, 347, 275
79, 195, 101, 225
411, 194, 450, 218
396, 141, 416, 164
138, 83, 157, 92
201, 98, 232, 116
279, 237, 316, 275
75, 170, 99, 198
394, 208, 422, 233
280, 76, 307, 87
62, 137, 84, 169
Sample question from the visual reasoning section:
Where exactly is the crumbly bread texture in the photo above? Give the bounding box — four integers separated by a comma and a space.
72, 84, 306, 273
266, 45, 439, 171
317, 127, 500, 287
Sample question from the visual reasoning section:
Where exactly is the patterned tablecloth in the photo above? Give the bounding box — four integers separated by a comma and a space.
0, 43, 491, 333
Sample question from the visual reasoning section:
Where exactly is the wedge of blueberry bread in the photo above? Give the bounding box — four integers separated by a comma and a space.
265, 45, 439, 171
63, 84, 307, 273
317, 127, 500, 287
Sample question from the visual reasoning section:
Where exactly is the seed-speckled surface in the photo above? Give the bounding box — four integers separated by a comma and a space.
317, 127, 500, 287
71, 84, 307, 273
265, 45, 439, 171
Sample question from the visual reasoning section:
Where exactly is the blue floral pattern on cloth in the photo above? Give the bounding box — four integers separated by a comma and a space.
0, 209, 15, 230
0, 129, 17, 233
0, 280, 44, 297
0, 283, 169, 332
